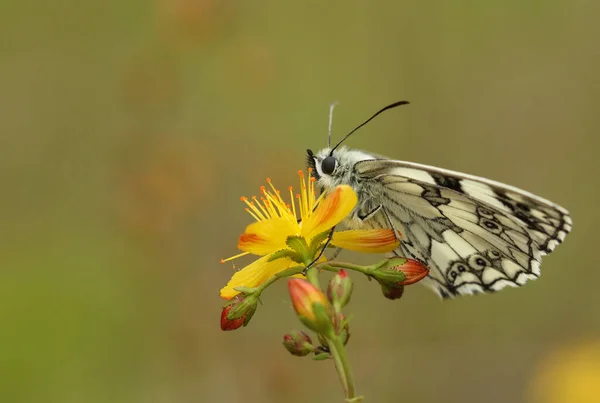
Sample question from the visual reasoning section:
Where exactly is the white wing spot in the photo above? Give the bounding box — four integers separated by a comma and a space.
455, 283, 484, 295
501, 259, 525, 280
546, 239, 559, 251
531, 260, 541, 276
482, 267, 508, 285
490, 279, 518, 291
516, 272, 538, 285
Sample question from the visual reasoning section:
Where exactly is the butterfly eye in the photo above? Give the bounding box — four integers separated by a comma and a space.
321, 156, 337, 175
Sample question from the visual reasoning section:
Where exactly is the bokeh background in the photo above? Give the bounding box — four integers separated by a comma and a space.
2, 1, 599, 402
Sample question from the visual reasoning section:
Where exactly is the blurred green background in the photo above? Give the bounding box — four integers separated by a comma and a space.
1, 1, 599, 402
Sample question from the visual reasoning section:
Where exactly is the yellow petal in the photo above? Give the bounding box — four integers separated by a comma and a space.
220, 255, 292, 299
238, 217, 300, 256
301, 185, 357, 239
332, 229, 400, 253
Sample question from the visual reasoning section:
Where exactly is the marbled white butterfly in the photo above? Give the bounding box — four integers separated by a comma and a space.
307, 101, 572, 298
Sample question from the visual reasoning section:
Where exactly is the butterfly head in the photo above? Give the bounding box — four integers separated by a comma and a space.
307, 100, 409, 192
306, 146, 374, 191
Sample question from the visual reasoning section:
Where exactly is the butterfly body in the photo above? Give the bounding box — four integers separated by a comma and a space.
307, 146, 572, 298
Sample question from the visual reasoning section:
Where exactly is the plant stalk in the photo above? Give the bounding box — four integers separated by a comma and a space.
326, 332, 360, 402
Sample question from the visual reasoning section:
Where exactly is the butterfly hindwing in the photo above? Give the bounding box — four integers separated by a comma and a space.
352, 159, 571, 298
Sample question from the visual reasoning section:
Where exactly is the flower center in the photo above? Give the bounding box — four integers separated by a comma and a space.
220, 169, 324, 264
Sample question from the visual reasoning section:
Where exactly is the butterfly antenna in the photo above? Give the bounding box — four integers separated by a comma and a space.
327, 101, 339, 149
330, 100, 410, 154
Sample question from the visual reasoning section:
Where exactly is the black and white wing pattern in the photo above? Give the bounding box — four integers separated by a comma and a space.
352, 159, 572, 298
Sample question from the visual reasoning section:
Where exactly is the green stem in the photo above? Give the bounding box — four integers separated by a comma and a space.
305, 266, 321, 288
318, 262, 372, 277
326, 332, 360, 402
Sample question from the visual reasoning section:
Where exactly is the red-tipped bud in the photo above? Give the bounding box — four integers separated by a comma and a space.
288, 279, 333, 334
221, 304, 244, 331
282, 330, 315, 357
371, 257, 429, 288
220, 294, 257, 331
327, 269, 353, 308
395, 259, 430, 285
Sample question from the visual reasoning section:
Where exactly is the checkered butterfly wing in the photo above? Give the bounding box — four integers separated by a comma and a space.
353, 159, 572, 298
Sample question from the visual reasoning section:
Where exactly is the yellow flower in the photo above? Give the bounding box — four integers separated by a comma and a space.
528, 340, 600, 403
220, 169, 400, 299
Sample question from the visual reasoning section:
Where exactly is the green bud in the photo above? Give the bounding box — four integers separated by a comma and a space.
227, 293, 258, 321
282, 330, 315, 357
371, 266, 406, 285
327, 269, 353, 308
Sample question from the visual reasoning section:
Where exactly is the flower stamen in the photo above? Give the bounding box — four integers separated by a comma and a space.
296, 193, 304, 218
252, 195, 270, 219
241, 197, 266, 221
267, 178, 286, 205
244, 207, 260, 221
289, 186, 297, 218
298, 170, 308, 220
264, 188, 293, 220
221, 251, 250, 263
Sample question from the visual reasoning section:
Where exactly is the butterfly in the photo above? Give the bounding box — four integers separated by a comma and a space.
307, 101, 572, 298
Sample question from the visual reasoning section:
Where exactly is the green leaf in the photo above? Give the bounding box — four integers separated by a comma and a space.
268, 249, 302, 263
313, 353, 331, 361
232, 286, 256, 295
286, 235, 313, 264
286, 235, 309, 253
308, 230, 332, 255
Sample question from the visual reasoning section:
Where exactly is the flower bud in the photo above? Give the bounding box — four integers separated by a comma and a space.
282, 330, 315, 357
327, 269, 353, 308
381, 283, 405, 300
220, 294, 257, 331
288, 279, 333, 334
394, 259, 430, 285
372, 257, 429, 288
